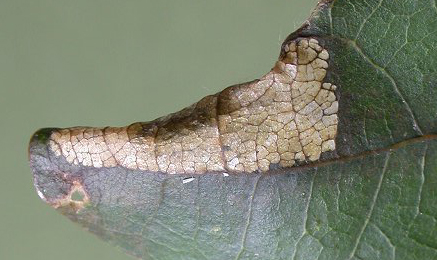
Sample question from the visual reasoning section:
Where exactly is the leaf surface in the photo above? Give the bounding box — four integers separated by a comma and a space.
29, 0, 437, 259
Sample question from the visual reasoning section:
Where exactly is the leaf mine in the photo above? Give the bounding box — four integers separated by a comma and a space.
47, 38, 338, 174
28, 1, 437, 259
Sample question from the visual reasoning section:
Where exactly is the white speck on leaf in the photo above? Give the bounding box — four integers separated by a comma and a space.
182, 177, 195, 184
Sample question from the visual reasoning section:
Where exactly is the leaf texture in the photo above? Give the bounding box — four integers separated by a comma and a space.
29, 0, 437, 259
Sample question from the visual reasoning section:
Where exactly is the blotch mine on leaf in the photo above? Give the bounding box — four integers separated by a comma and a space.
48, 38, 338, 174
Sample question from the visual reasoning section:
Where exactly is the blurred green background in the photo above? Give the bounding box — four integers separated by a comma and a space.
0, 1, 317, 259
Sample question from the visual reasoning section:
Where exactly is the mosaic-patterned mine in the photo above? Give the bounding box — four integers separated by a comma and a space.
49, 38, 338, 174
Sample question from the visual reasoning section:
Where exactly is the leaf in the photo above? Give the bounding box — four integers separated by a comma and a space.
29, 0, 437, 259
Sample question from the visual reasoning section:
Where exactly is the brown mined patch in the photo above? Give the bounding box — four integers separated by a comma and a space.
48, 37, 338, 174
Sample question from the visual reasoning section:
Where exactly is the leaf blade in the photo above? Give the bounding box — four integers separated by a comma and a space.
29, 1, 437, 259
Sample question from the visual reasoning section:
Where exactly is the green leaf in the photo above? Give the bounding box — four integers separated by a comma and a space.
29, 0, 437, 259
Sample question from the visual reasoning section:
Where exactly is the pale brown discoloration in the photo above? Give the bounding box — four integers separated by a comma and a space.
49, 38, 338, 174
49, 181, 90, 212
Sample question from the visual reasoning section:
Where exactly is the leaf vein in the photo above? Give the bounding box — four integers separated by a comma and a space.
154, 219, 194, 241
347, 39, 424, 136
354, 0, 384, 40
383, 113, 395, 142
291, 168, 317, 260
234, 175, 261, 260
409, 236, 437, 253
363, 110, 370, 148
384, 17, 410, 69
417, 144, 427, 216
432, 0, 437, 15
144, 236, 181, 254
372, 223, 396, 260
348, 152, 390, 259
